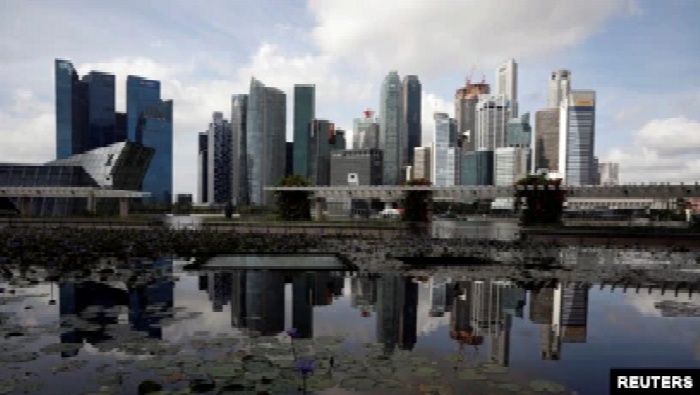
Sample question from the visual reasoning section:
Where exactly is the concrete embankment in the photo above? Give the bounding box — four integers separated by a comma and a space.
522, 228, 700, 249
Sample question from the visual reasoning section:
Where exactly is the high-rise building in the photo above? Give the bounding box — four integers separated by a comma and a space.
413, 146, 431, 182
246, 78, 286, 206
82, 71, 117, 150
475, 94, 511, 151
308, 119, 334, 186
293, 85, 315, 179
460, 150, 494, 186
432, 113, 458, 187
534, 108, 560, 173
55, 59, 88, 160
353, 110, 380, 149
402, 76, 422, 167
231, 94, 248, 205
126, 75, 173, 204
455, 81, 491, 153
495, 147, 530, 186
330, 149, 383, 186
285, 142, 294, 177
559, 90, 596, 186
331, 129, 346, 151
506, 113, 532, 147
548, 69, 572, 108
495, 59, 518, 117
380, 71, 404, 185
206, 112, 233, 204
197, 132, 208, 204
598, 162, 620, 185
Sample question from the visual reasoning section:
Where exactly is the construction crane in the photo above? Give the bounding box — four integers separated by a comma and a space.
466, 64, 476, 85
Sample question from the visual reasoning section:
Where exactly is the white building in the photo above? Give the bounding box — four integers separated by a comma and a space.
548, 69, 572, 108
598, 162, 620, 185
413, 146, 432, 182
558, 90, 596, 186
353, 110, 380, 149
475, 94, 512, 151
495, 146, 530, 186
432, 113, 458, 186
495, 59, 518, 117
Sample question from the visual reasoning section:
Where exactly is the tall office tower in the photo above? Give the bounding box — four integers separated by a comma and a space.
197, 132, 209, 203
460, 151, 494, 186
455, 80, 491, 153
598, 162, 620, 185
331, 129, 346, 150
475, 94, 512, 151
548, 69, 572, 108
127, 75, 173, 204
308, 119, 334, 186
496, 59, 518, 117
432, 113, 458, 186
559, 90, 596, 186
558, 283, 589, 343
330, 149, 383, 186
591, 156, 600, 185
285, 142, 294, 176
534, 108, 560, 173
230, 94, 248, 205
55, 60, 121, 159
402, 75, 422, 167
398, 277, 419, 351
115, 112, 127, 143
293, 85, 315, 178
412, 146, 432, 182
353, 110, 380, 149
380, 71, 404, 185
244, 271, 286, 336
350, 275, 378, 310
206, 112, 233, 204
506, 113, 532, 147
292, 272, 314, 338
82, 71, 116, 150
246, 78, 286, 206
494, 147, 530, 186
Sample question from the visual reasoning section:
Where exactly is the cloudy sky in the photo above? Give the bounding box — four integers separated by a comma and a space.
1, 0, 699, 199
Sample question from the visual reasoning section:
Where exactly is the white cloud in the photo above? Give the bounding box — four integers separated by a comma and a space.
308, 0, 638, 76
604, 118, 700, 183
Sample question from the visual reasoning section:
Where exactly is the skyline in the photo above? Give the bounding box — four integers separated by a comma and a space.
1, 0, 699, 198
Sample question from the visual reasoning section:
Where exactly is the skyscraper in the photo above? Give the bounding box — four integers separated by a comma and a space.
432, 113, 458, 187
206, 112, 233, 204
231, 94, 248, 205
55, 59, 88, 160
353, 110, 380, 149
534, 108, 560, 173
455, 81, 491, 153
475, 94, 511, 151
197, 132, 208, 204
495, 59, 518, 117
308, 119, 333, 186
380, 71, 404, 185
246, 78, 286, 206
598, 162, 620, 185
548, 69, 572, 108
494, 146, 530, 186
126, 76, 161, 142
402, 76, 422, 167
413, 146, 431, 182
293, 85, 315, 179
82, 71, 116, 150
559, 90, 596, 186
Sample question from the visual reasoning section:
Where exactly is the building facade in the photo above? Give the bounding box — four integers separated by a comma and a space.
308, 119, 333, 186
292, 85, 315, 179
494, 147, 530, 186
598, 162, 620, 186
475, 94, 511, 151
246, 78, 286, 206
380, 71, 404, 185
548, 69, 572, 108
230, 94, 248, 205
136, 99, 173, 204
506, 113, 532, 147
534, 108, 560, 173
495, 59, 518, 117
330, 149, 383, 186
206, 112, 233, 204
353, 110, 380, 149
460, 150, 494, 186
197, 132, 208, 204
413, 146, 431, 182
455, 82, 491, 153
559, 90, 596, 186
402, 76, 422, 167
432, 113, 458, 187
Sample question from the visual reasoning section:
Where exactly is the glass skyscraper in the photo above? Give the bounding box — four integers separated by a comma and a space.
231, 94, 248, 205
432, 113, 458, 187
206, 112, 233, 204
559, 90, 596, 186
246, 78, 286, 206
293, 85, 315, 179
83, 71, 116, 150
380, 71, 404, 185
402, 76, 422, 167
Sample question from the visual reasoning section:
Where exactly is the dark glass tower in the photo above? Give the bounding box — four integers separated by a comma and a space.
231, 94, 248, 205
82, 71, 116, 150
198, 133, 209, 204
126, 76, 161, 142
402, 76, 422, 168
293, 85, 315, 179
136, 100, 173, 204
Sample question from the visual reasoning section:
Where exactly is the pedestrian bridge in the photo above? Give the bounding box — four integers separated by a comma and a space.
265, 184, 700, 200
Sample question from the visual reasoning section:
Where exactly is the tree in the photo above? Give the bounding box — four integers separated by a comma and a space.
514, 175, 565, 227
401, 178, 432, 223
275, 175, 313, 220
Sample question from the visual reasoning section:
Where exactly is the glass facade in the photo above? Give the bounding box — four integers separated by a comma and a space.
293, 85, 315, 179
82, 71, 116, 150
432, 113, 457, 187
0, 142, 153, 216
206, 112, 233, 204
460, 150, 494, 186
126, 76, 161, 142
353, 116, 380, 149
506, 113, 532, 147
246, 78, 286, 206
308, 119, 332, 186
231, 94, 248, 205
197, 132, 208, 204
566, 105, 596, 186
380, 71, 404, 185
402, 76, 422, 167
137, 100, 173, 205
55, 59, 88, 159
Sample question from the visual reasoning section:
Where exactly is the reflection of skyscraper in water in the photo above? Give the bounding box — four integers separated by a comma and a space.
242, 271, 286, 336
198, 274, 209, 291
230, 271, 247, 328
128, 259, 175, 339
467, 280, 519, 366
429, 278, 449, 317
350, 275, 378, 311
376, 274, 419, 352
207, 272, 233, 312
292, 272, 314, 338
533, 281, 590, 360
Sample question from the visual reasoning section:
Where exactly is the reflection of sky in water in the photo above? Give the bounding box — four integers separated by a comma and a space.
1, 261, 698, 395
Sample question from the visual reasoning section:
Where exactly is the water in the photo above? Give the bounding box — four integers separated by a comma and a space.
0, 257, 698, 395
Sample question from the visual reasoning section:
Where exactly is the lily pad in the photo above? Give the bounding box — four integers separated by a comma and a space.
413, 366, 441, 377
457, 369, 488, 381
0, 351, 40, 363
340, 377, 378, 391
40, 342, 83, 354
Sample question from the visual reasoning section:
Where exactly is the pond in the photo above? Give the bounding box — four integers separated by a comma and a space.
0, 257, 698, 395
